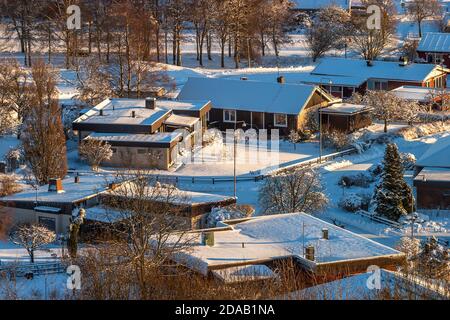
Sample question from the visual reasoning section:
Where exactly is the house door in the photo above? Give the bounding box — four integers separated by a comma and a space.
251, 112, 265, 130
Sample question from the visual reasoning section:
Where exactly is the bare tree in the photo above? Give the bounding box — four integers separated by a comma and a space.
407, 0, 442, 37
9, 224, 56, 263
350, 0, 397, 61
259, 169, 329, 215
364, 90, 400, 132
306, 6, 351, 62
397, 98, 423, 126
88, 171, 195, 299
79, 138, 113, 171
21, 59, 67, 184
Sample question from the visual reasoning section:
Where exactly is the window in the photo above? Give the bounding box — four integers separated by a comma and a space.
223, 109, 236, 123
274, 113, 288, 127
111, 148, 117, 154
330, 86, 343, 98
205, 111, 210, 122
368, 80, 388, 91
38, 217, 56, 232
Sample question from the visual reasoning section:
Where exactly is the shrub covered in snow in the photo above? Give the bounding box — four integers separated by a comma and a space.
400, 153, 416, 171
339, 172, 375, 188
398, 121, 450, 140
203, 128, 223, 146
323, 130, 351, 151
369, 164, 383, 177
338, 193, 371, 212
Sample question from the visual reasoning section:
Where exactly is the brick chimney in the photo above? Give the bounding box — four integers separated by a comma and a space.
277, 76, 285, 84
145, 97, 156, 109
48, 178, 64, 193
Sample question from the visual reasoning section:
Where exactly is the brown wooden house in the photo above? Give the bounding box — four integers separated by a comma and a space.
319, 103, 372, 133
310, 58, 449, 98
178, 77, 337, 135
414, 135, 450, 210
417, 33, 450, 69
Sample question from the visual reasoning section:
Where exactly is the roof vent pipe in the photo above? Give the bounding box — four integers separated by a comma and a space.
305, 245, 315, 261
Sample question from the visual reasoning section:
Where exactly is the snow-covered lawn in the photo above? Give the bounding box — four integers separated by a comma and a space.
0, 241, 64, 265
320, 130, 450, 248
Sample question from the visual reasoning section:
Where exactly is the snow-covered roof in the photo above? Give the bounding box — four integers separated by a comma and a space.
312, 58, 443, 83
84, 206, 129, 223
112, 182, 235, 206
224, 72, 366, 87
284, 269, 443, 300
211, 265, 277, 284
320, 103, 371, 115
178, 77, 332, 115
416, 134, 450, 168
1, 175, 111, 204
165, 114, 199, 127
417, 32, 450, 53
291, 0, 352, 10
87, 132, 183, 145
73, 98, 209, 128
414, 167, 450, 183
391, 86, 449, 102
167, 213, 402, 275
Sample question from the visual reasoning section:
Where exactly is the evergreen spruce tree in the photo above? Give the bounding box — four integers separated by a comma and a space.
375, 143, 414, 221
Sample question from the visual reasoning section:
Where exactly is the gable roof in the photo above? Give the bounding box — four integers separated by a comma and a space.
417, 32, 450, 53
178, 77, 334, 115
416, 134, 450, 168
312, 58, 443, 83
291, 0, 352, 10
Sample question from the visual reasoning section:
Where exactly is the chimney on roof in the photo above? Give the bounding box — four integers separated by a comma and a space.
145, 97, 156, 109
131, 110, 136, 118
366, 60, 373, 67
322, 228, 329, 240
277, 76, 285, 84
399, 56, 409, 67
74, 174, 80, 184
48, 178, 64, 193
305, 245, 315, 261
99, 109, 104, 116
240, 77, 248, 81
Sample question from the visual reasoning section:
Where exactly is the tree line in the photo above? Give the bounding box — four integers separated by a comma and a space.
0, 0, 296, 69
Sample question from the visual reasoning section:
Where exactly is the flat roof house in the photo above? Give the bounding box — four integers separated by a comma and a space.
310, 58, 449, 99
177, 77, 336, 135
392, 86, 450, 110
0, 175, 117, 234
72, 98, 211, 170
163, 213, 404, 277
417, 32, 450, 68
319, 103, 373, 133
414, 135, 450, 210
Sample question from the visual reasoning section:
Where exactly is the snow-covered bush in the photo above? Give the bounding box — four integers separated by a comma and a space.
323, 130, 351, 151
400, 153, 416, 171
206, 206, 251, 228
351, 140, 371, 154
398, 121, 450, 140
339, 172, 375, 188
202, 128, 223, 146
338, 193, 371, 212
0, 174, 21, 196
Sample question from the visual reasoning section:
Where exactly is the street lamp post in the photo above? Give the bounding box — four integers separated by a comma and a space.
234, 119, 246, 199
319, 78, 333, 163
